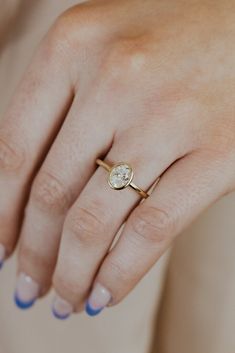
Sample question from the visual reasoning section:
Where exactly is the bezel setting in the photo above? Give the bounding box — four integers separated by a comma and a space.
108, 162, 134, 190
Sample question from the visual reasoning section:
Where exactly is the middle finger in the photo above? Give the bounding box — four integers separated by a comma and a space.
15, 94, 112, 308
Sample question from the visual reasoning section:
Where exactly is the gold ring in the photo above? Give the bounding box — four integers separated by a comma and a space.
96, 158, 149, 199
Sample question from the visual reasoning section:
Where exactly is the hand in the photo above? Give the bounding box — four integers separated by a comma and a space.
0, 0, 234, 318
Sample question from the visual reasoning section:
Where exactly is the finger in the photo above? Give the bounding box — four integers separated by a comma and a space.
87, 150, 230, 314
51, 126, 186, 319
0, 24, 73, 266
15, 93, 112, 308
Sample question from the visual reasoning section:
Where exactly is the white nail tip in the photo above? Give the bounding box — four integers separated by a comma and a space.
88, 283, 112, 310
15, 273, 40, 302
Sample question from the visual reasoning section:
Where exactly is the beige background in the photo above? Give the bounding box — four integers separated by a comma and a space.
0, 1, 235, 353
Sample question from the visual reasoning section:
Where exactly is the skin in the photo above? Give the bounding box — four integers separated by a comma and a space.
0, 0, 235, 313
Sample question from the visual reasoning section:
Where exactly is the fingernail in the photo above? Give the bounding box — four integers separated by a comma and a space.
14, 273, 39, 309
52, 295, 73, 320
0, 244, 6, 269
85, 283, 112, 316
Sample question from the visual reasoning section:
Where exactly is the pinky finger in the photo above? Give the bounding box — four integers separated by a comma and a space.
85, 150, 231, 315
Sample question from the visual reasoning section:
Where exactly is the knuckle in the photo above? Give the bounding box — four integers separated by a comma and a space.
50, 9, 77, 45
0, 136, 25, 173
130, 205, 174, 243
41, 4, 105, 76
104, 37, 150, 80
31, 172, 71, 213
65, 205, 107, 245
43, 18, 72, 63
48, 5, 103, 53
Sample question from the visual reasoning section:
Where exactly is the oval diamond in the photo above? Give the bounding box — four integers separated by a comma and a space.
108, 163, 133, 189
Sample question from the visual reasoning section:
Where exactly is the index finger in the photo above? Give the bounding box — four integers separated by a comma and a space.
0, 19, 73, 262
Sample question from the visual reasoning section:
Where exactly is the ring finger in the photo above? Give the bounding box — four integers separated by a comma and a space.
51, 125, 186, 319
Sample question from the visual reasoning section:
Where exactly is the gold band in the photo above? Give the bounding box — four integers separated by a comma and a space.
96, 158, 149, 199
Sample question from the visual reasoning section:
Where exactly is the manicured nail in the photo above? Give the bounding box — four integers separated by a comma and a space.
52, 295, 73, 320
14, 273, 39, 309
85, 283, 112, 316
0, 244, 6, 269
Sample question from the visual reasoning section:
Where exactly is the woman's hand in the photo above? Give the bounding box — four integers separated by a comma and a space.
0, 0, 235, 318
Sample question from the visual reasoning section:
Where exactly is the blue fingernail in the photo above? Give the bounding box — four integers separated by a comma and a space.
14, 273, 39, 310
0, 261, 4, 270
85, 301, 104, 317
14, 293, 36, 310
52, 307, 70, 320
51, 295, 73, 320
